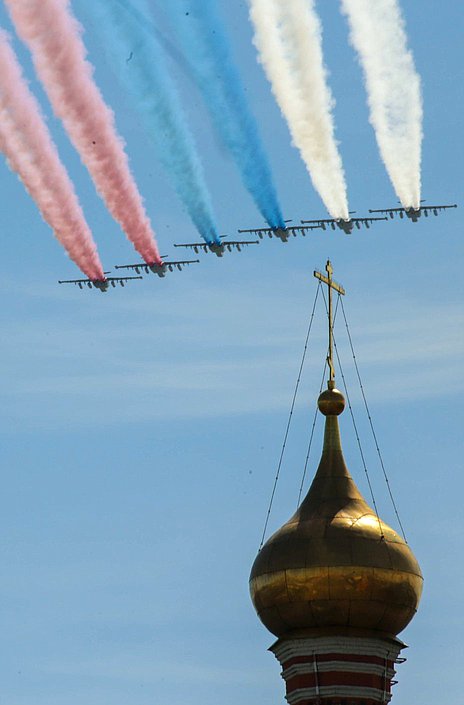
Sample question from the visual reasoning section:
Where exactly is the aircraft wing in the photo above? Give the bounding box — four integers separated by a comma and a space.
300, 218, 335, 226
352, 216, 388, 227
299, 216, 388, 232
237, 225, 320, 236
287, 225, 322, 233
301, 216, 387, 226
105, 276, 143, 286
301, 218, 346, 233
368, 207, 404, 215
115, 259, 199, 273
160, 259, 200, 270
173, 242, 211, 252
58, 275, 142, 290
237, 228, 265, 235
422, 204, 457, 212
218, 240, 259, 252
58, 278, 91, 285
224, 240, 259, 245
174, 240, 259, 251
167, 259, 200, 265
115, 262, 153, 272
58, 278, 98, 290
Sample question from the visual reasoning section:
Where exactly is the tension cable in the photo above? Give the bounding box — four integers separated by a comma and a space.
339, 297, 407, 542
258, 281, 321, 551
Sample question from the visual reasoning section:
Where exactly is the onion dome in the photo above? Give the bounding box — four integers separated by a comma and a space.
250, 385, 423, 640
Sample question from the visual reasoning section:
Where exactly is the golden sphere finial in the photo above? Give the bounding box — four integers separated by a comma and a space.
318, 384, 345, 416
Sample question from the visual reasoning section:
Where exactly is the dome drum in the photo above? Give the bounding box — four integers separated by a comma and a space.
270, 632, 405, 705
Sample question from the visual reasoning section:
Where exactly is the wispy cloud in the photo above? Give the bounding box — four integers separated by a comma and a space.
0, 277, 461, 430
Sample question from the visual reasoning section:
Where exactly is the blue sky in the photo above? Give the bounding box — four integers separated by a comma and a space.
0, 1, 462, 704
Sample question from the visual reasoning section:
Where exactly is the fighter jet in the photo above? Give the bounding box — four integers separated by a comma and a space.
368, 201, 457, 222
58, 273, 142, 292
173, 236, 259, 257
300, 213, 388, 234
114, 258, 199, 278
238, 220, 322, 242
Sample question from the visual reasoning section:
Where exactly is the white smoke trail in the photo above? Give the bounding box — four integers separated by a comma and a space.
340, 0, 422, 209
249, 0, 349, 220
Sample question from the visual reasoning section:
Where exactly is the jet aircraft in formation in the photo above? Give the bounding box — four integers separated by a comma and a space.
368, 201, 457, 222
115, 259, 199, 277
173, 236, 259, 257
58, 200, 457, 290
58, 274, 143, 292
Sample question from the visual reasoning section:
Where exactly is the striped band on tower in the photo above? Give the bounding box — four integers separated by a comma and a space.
271, 634, 405, 705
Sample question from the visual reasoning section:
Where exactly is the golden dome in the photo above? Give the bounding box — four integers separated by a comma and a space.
250, 387, 423, 639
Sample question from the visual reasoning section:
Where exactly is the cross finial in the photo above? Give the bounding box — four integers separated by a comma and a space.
313, 260, 345, 388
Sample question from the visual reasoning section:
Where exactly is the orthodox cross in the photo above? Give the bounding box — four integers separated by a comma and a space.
313, 260, 345, 387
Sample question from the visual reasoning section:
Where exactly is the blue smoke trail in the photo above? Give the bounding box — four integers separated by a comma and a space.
161, 0, 285, 229
86, 0, 220, 244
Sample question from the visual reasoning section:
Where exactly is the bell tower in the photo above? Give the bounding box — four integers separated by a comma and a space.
250, 262, 423, 704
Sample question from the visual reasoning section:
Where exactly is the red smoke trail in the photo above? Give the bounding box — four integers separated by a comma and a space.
5, 0, 162, 266
0, 30, 104, 280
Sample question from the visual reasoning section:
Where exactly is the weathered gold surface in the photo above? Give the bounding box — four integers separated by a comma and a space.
250, 410, 423, 639
318, 387, 345, 416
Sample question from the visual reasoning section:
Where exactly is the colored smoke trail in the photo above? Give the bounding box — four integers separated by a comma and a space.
0, 30, 104, 280
341, 0, 422, 209
89, 0, 219, 244
164, 0, 285, 229
249, 0, 349, 220
4, 0, 161, 265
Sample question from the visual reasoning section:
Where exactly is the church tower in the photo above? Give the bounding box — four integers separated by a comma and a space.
250, 262, 423, 705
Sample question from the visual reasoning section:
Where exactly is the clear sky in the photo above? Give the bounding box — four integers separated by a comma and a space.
0, 1, 462, 704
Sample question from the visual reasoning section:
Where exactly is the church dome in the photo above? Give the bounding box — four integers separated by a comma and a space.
250, 386, 423, 639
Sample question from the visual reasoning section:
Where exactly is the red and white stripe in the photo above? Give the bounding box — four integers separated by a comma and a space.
272, 635, 405, 704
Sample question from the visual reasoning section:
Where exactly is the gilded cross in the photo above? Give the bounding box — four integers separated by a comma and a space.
313, 260, 345, 387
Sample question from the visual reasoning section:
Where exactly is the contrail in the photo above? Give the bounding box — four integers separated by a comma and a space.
86, 0, 219, 244
4, 0, 161, 265
340, 0, 422, 209
249, 0, 349, 220
163, 0, 285, 229
0, 30, 104, 280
